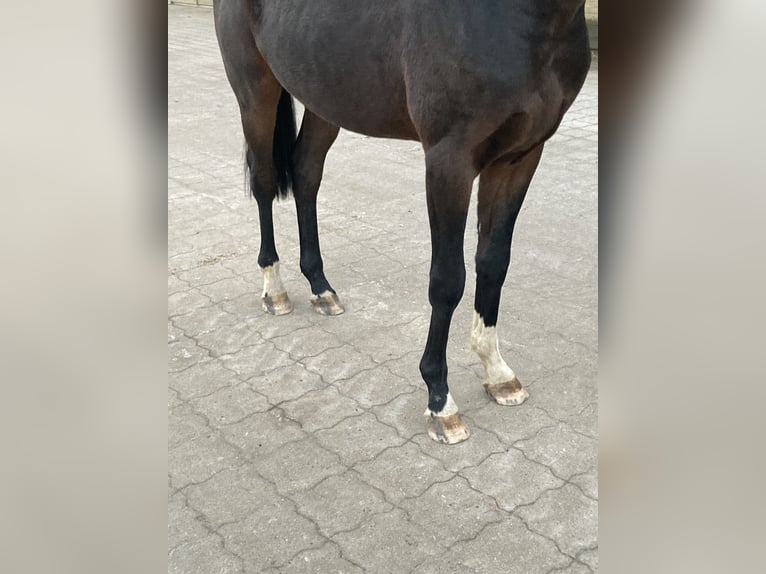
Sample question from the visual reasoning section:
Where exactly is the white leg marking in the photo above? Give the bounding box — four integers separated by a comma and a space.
424, 392, 459, 417
471, 311, 516, 386
310, 290, 334, 302
260, 262, 287, 297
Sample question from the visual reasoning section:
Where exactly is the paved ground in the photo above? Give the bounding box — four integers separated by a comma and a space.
168, 5, 598, 573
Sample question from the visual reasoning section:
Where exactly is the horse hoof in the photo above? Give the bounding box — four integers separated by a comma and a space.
425, 412, 470, 444
262, 292, 293, 316
311, 291, 345, 316
484, 378, 529, 406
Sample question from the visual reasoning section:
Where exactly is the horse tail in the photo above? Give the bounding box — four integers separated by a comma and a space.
272, 89, 297, 199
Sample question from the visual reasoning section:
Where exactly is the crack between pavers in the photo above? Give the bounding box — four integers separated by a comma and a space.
168, 506, 247, 574
515, 511, 580, 564
507, 444, 598, 502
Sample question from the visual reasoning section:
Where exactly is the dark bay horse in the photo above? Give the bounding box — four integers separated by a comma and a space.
213, 0, 591, 444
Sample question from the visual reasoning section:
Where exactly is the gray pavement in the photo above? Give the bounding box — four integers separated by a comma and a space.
169, 5, 598, 573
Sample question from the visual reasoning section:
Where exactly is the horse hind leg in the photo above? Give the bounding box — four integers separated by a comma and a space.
292, 110, 344, 315
471, 144, 544, 405
214, 1, 294, 315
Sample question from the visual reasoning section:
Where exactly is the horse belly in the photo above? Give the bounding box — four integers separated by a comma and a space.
253, 1, 418, 140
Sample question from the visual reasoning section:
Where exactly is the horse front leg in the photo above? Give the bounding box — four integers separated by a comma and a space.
472, 145, 544, 404
420, 144, 475, 444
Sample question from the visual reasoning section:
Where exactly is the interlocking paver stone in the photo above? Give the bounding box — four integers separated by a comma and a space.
252, 437, 345, 496
400, 476, 506, 547
280, 386, 363, 432
221, 408, 306, 457
169, 4, 597, 572
315, 412, 406, 466
515, 483, 598, 558
168, 534, 242, 574
191, 382, 270, 428
184, 465, 276, 528
219, 498, 324, 572
354, 442, 454, 504
515, 422, 597, 479
291, 471, 394, 537
262, 543, 364, 574
332, 509, 445, 573
461, 448, 564, 511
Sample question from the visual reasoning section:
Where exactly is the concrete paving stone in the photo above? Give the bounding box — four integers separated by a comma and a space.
353, 319, 430, 364
270, 326, 345, 361
524, 366, 598, 422
197, 274, 258, 305
515, 422, 597, 479
221, 408, 306, 457
220, 300, 317, 339
219, 497, 325, 572
168, 273, 190, 296
191, 382, 270, 428
469, 404, 558, 446
335, 364, 418, 409
219, 339, 295, 380
168, 534, 242, 574
245, 362, 326, 405
558, 561, 594, 574
461, 448, 564, 512
168, 337, 212, 373
184, 465, 276, 529
354, 442, 454, 504
565, 401, 597, 438
280, 386, 363, 432
169, 287, 213, 317
168, 319, 184, 343
168, 429, 245, 489
290, 471, 394, 537
400, 475, 506, 547
412, 418, 507, 473
315, 412, 406, 466
177, 260, 236, 287
168, 386, 183, 409
170, 303, 239, 338
515, 483, 598, 559
195, 320, 264, 357
411, 553, 480, 574
577, 546, 598, 571
370, 390, 430, 441
169, 404, 211, 449
332, 509, 446, 574
168, 491, 209, 550
452, 517, 570, 574
262, 542, 364, 574
569, 470, 598, 501
253, 437, 346, 496
378, 349, 423, 384
300, 344, 377, 383
169, 358, 240, 401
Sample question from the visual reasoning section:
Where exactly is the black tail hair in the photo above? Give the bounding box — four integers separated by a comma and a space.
272, 89, 297, 199
244, 89, 297, 201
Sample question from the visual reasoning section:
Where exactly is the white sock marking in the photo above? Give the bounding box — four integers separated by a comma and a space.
471, 311, 516, 386
310, 290, 334, 301
424, 392, 459, 417
260, 262, 286, 297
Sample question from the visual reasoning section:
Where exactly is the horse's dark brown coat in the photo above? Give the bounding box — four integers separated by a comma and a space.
213, 0, 590, 415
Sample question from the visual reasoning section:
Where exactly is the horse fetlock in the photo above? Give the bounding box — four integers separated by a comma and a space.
260, 263, 293, 315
